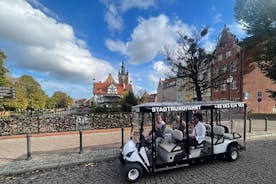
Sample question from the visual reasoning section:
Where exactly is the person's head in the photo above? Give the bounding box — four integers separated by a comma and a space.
193, 112, 203, 124
189, 122, 195, 128
157, 115, 163, 124
175, 115, 180, 121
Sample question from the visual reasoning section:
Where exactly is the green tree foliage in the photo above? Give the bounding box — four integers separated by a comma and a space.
235, 0, 276, 98
51, 91, 73, 108
121, 91, 137, 112
135, 90, 150, 104
0, 50, 12, 109
5, 75, 47, 110
165, 28, 213, 101
0, 51, 11, 86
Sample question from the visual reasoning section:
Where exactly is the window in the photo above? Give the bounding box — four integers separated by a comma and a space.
217, 54, 222, 61
226, 50, 231, 58
107, 84, 117, 94
232, 79, 237, 90
231, 61, 237, 72
213, 68, 219, 77
222, 65, 227, 74
214, 83, 219, 92
221, 82, 227, 91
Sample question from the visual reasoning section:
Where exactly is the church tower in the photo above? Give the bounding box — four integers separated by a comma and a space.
118, 62, 129, 85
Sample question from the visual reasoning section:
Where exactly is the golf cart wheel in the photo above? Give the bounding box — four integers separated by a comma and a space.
123, 163, 143, 183
226, 146, 239, 162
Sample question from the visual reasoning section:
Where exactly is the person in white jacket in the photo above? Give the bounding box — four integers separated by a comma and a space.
183, 112, 206, 154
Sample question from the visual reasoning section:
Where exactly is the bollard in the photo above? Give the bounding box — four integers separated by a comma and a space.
26, 133, 31, 160
248, 118, 252, 133
265, 117, 268, 131
121, 128, 124, 149
79, 130, 83, 154
37, 117, 40, 133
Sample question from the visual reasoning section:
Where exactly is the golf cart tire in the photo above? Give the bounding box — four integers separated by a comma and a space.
226, 146, 239, 162
123, 162, 143, 183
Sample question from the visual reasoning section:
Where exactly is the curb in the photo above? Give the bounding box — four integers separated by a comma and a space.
0, 148, 120, 176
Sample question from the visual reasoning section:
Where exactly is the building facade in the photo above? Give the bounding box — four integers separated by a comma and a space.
211, 27, 276, 113
93, 62, 132, 108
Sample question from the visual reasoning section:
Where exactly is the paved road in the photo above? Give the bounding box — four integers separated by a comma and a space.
0, 136, 276, 184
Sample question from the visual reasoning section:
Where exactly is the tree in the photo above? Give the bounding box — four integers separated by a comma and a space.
165, 28, 213, 101
235, 0, 276, 98
135, 90, 150, 104
0, 51, 11, 87
0, 50, 12, 110
121, 91, 137, 112
5, 75, 47, 110
51, 91, 73, 108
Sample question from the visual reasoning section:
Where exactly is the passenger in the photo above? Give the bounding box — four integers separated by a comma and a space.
147, 115, 166, 150
188, 122, 196, 137
148, 115, 166, 137
172, 115, 186, 131
183, 112, 206, 154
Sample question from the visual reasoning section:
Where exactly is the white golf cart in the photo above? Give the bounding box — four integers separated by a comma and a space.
120, 101, 247, 183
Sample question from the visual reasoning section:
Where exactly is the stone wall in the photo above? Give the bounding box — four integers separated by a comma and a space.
0, 113, 132, 136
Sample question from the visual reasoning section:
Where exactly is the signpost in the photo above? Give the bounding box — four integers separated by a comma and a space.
0, 86, 16, 99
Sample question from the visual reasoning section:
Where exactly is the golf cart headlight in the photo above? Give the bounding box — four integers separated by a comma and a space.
126, 151, 134, 157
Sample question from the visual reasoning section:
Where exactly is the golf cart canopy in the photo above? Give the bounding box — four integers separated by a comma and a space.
132, 101, 246, 113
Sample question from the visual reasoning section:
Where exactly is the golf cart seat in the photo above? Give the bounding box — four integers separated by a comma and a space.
158, 129, 184, 162
205, 125, 225, 145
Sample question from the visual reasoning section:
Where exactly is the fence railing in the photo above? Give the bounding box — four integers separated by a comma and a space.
21, 128, 126, 161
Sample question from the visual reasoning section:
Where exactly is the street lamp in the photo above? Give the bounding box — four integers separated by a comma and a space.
226, 75, 233, 132
226, 75, 233, 101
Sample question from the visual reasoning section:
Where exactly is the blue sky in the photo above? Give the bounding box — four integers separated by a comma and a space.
0, 0, 247, 99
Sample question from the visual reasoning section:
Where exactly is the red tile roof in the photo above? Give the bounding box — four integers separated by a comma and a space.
94, 74, 132, 95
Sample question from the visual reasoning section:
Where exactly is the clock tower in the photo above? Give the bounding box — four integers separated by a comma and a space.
118, 62, 129, 85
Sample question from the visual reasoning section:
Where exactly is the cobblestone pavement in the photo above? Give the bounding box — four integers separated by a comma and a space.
0, 136, 276, 184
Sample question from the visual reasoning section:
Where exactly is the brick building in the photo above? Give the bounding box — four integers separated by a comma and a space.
93, 62, 132, 108
211, 27, 276, 113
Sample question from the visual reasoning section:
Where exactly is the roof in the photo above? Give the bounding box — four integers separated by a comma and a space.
132, 101, 246, 113
94, 74, 132, 95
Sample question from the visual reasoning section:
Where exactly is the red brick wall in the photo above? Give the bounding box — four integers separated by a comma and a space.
242, 51, 276, 113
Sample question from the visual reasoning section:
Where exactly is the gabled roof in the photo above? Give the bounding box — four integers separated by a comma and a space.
105, 73, 115, 84
94, 73, 132, 95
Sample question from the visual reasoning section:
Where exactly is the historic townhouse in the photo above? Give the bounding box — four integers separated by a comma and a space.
93, 62, 132, 108
211, 27, 276, 113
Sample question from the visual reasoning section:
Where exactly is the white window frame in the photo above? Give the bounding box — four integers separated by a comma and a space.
218, 54, 222, 61
107, 84, 118, 94
231, 61, 237, 72
226, 50, 231, 58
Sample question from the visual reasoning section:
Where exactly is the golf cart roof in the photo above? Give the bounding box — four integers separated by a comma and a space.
132, 101, 246, 113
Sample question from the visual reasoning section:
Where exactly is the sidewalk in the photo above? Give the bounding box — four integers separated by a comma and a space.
0, 128, 276, 176
0, 128, 131, 175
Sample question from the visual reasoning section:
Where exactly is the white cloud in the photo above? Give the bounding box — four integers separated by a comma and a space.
27, 0, 58, 19
200, 28, 216, 53
0, 0, 116, 86
104, 3, 123, 31
213, 13, 222, 23
148, 60, 171, 87
101, 0, 155, 32
105, 39, 127, 55
120, 0, 155, 12
106, 14, 196, 64
228, 21, 247, 39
